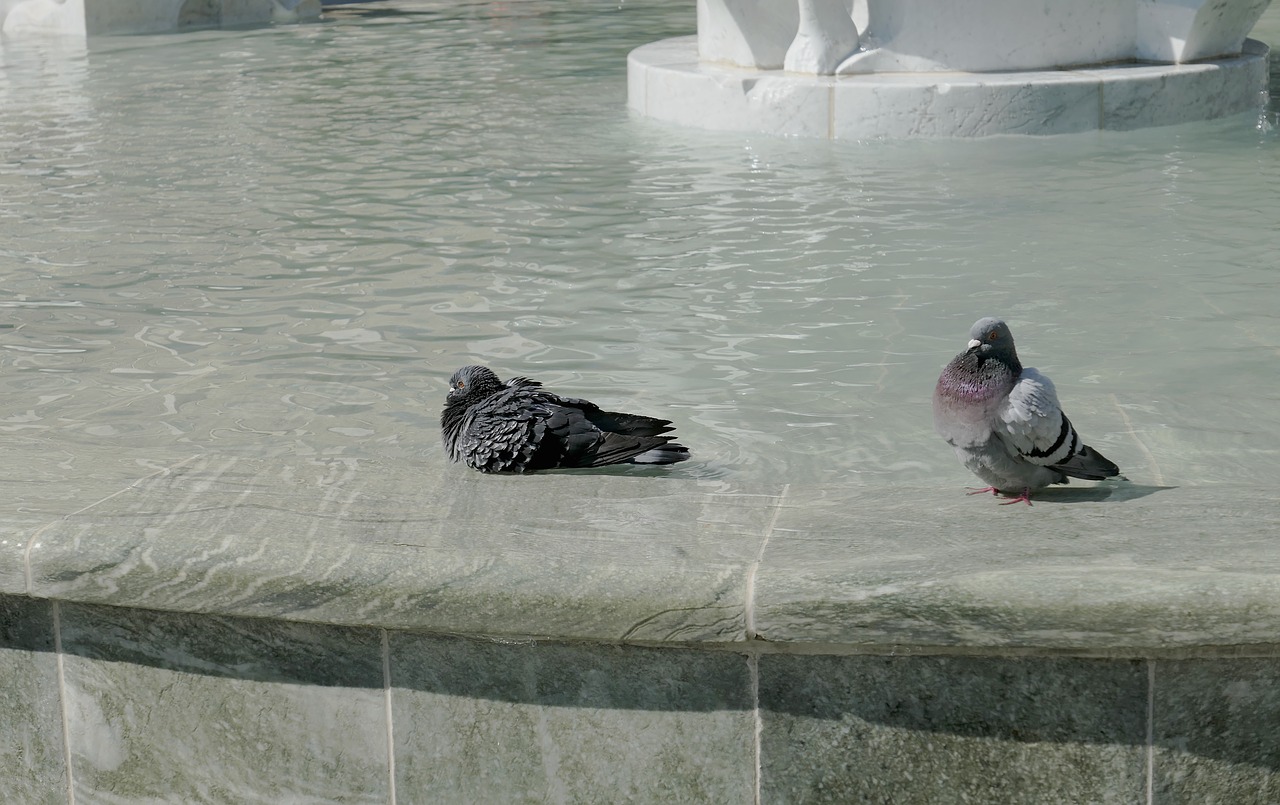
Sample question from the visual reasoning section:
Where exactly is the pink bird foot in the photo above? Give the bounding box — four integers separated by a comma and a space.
965, 487, 1000, 496
997, 488, 1034, 506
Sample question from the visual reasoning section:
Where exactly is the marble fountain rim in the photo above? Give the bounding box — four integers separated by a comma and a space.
4, 451, 1279, 657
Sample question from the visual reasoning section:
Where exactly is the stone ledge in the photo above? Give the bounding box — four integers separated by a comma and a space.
5, 596, 1280, 801
11, 452, 1280, 654
628, 36, 1271, 138
0, 0, 319, 36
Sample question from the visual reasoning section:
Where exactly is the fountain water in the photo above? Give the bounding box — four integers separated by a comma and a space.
630, 0, 1273, 136
1, 1, 1279, 801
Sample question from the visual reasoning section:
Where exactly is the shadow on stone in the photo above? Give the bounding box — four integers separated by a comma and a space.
762, 653, 1145, 742
56, 598, 384, 690
7, 594, 1280, 801
1030, 482, 1177, 504
759, 652, 1280, 801
388, 631, 752, 713
177, 0, 220, 30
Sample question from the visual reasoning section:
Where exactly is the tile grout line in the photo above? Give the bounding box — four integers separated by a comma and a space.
1146, 659, 1156, 805
382, 628, 397, 805
749, 652, 761, 805
745, 483, 789, 805
53, 600, 76, 805
827, 85, 835, 140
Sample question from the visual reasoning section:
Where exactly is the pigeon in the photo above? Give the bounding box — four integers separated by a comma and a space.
441, 365, 691, 473
932, 317, 1121, 505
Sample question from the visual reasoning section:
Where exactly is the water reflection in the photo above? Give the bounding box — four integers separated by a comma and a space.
0, 0, 1277, 489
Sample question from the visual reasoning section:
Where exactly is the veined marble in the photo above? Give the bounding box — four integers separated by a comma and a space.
0, 0, 317, 35
697, 0, 1271, 73
630, 37, 1270, 138
635, 0, 1272, 136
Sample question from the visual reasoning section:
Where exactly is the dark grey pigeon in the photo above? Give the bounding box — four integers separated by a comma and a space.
441, 365, 691, 473
932, 317, 1121, 505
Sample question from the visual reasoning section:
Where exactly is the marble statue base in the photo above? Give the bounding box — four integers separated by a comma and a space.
628, 36, 1271, 138
0, 0, 319, 36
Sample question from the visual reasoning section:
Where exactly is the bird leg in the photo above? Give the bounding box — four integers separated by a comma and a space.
965, 487, 1000, 496
997, 488, 1034, 506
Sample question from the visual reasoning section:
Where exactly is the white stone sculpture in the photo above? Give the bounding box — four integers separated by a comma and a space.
0, 0, 317, 35
1, 0, 85, 34
784, 0, 860, 75
629, 0, 1272, 137
699, 0, 1270, 74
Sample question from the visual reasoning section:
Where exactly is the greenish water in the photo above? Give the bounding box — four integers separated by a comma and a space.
0, 0, 1277, 490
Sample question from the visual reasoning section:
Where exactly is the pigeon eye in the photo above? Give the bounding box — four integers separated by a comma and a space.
457, 381, 465, 388
988, 330, 999, 340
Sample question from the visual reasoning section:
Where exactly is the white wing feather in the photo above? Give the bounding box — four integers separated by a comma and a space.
995, 368, 1076, 466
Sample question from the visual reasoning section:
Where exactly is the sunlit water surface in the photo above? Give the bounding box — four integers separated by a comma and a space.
1, 0, 1278, 490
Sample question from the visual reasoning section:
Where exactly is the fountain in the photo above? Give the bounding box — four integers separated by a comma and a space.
0, 0, 317, 35
629, 0, 1273, 136
1, 1, 1280, 801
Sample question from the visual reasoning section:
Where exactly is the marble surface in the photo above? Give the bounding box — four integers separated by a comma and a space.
83, 0, 319, 34
1, 0, 86, 35
759, 654, 1149, 802
0, 597, 66, 804
784, 0, 860, 75
1137, 0, 1274, 62
27, 453, 779, 643
0, 0, 318, 35
389, 634, 754, 802
58, 601, 388, 803
696, 0, 1271, 73
1085, 44, 1272, 130
751, 484, 1280, 650
629, 37, 1271, 138
1154, 659, 1280, 801
7, 597, 1280, 802
13, 445, 1280, 652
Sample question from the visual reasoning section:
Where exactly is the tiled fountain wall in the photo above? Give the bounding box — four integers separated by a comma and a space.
5, 594, 1279, 803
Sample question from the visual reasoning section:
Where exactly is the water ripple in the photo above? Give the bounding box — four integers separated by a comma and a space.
0, 1, 1278, 485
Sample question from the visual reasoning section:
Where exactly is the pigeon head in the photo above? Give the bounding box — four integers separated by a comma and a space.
965, 317, 1020, 368
447, 365, 504, 405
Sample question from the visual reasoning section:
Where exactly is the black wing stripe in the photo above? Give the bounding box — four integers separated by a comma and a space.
1025, 413, 1072, 459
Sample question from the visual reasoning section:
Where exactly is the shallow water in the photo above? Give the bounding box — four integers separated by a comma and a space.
0, 0, 1278, 490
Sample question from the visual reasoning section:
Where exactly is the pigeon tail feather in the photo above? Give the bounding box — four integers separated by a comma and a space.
628, 442, 691, 465
584, 409, 677, 438
1052, 444, 1120, 481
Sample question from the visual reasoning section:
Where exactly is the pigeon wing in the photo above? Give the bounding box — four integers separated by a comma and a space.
997, 368, 1121, 481
995, 368, 1079, 467
524, 395, 675, 469
553, 394, 678, 438
525, 403, 605, 468
460, 387, 548, 472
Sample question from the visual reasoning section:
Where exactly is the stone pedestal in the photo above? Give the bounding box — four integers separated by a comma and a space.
633, 0, 1273, 137
0, 0, 318, 36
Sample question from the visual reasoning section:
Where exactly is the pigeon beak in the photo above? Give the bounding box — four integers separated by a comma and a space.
967, 338, 982, 350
